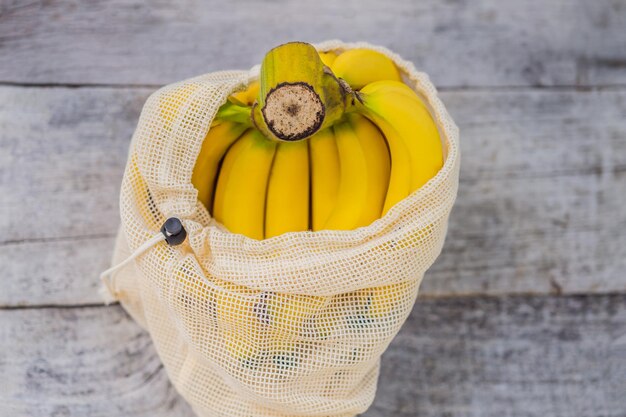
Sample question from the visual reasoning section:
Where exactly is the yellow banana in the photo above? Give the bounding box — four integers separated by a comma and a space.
229, 80, 260, 106
331, 48, 402, 90
359, 80, 443, 213
309, 128, 340, 231
361, 113, 411, 215
158, 83, 201, 128
355, 283, 408, 321
255, 292, 327, 338
223, 334, 261, 368
265, 140, 310, 238
349, 113, 391, 225
210, 279, 264, 367
213, 129, 276, 240
357, 78, 429, 108
324, 113, 390, 230
318, 50, 337, 67
192, 121, 248, 211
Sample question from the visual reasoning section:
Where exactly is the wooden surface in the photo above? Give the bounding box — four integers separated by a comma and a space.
1, 0, 625, 88
1, 296, 625, 416
1, 0, 625, 416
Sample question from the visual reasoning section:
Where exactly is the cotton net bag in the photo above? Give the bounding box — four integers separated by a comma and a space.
101, 40, 460, 417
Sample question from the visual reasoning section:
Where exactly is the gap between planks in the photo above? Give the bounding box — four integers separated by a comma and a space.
2, 80, 626, 93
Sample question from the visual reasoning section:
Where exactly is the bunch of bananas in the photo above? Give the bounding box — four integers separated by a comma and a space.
154, 43, 445, 371
191, 42, 443, 240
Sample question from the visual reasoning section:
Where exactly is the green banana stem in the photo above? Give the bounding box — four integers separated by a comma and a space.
252, 41, 356, 142
215, 101, 253, 126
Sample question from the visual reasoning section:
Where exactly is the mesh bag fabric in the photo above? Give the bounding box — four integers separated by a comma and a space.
104, 40, 460, 417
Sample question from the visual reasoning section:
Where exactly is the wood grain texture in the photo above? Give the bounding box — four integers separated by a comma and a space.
422, 89, 626, 296
0, 86, 150, 243
366, 294, 626, 417
2, 86, 625, 306
0, 0, 625, 88
0, 306, 195, 417
0, 236, 115, 307
1, 295, 624, 416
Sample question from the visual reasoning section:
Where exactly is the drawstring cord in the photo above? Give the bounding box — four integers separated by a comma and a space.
99, 232, 165, 303
99, 217, 187, 304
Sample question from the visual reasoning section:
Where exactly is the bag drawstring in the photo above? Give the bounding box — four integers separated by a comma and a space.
99, 217, 187, 304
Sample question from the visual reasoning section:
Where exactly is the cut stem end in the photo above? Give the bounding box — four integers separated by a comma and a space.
261, 82, 324, 141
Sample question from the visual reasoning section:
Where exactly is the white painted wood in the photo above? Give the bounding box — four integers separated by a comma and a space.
2, 86, 625, 306
0, 0, 624, 87
1, 295, 624, 416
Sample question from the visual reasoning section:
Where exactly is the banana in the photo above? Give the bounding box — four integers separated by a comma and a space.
158, 83, 201, 128
309, 128, 340, 231
213, 129, 276, 240
357, 78, 428, 108
349, 113, 391, 224
363, 81, 443, 189
324, 113, 390, 230
210, 279, 264, 367
355, 283, 409, 321
223, 333, 261, 368
255, 292, 327, 337
229, 80, 260, 106
318, 50, 337, 67
265, 140, 310, 238
359, 113, 411, 215
192, 121, 249, 211
359, 80, 443, 213
195, 47, 442, 238
331, 48, 402, 90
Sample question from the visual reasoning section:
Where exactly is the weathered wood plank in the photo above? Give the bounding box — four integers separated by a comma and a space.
1, 86, 625, 306
0, 86, 150, 242
422, 89, 626, 296
1, 295, 624, 416
0, 0, 625, 87
367, 294, 626, 417
0, 306, 195, 417
0, 236, 114, 307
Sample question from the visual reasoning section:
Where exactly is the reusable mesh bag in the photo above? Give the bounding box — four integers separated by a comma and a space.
101, 40, 460, 417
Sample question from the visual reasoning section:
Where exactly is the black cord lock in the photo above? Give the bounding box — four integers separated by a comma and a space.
160, 217, 187, 246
